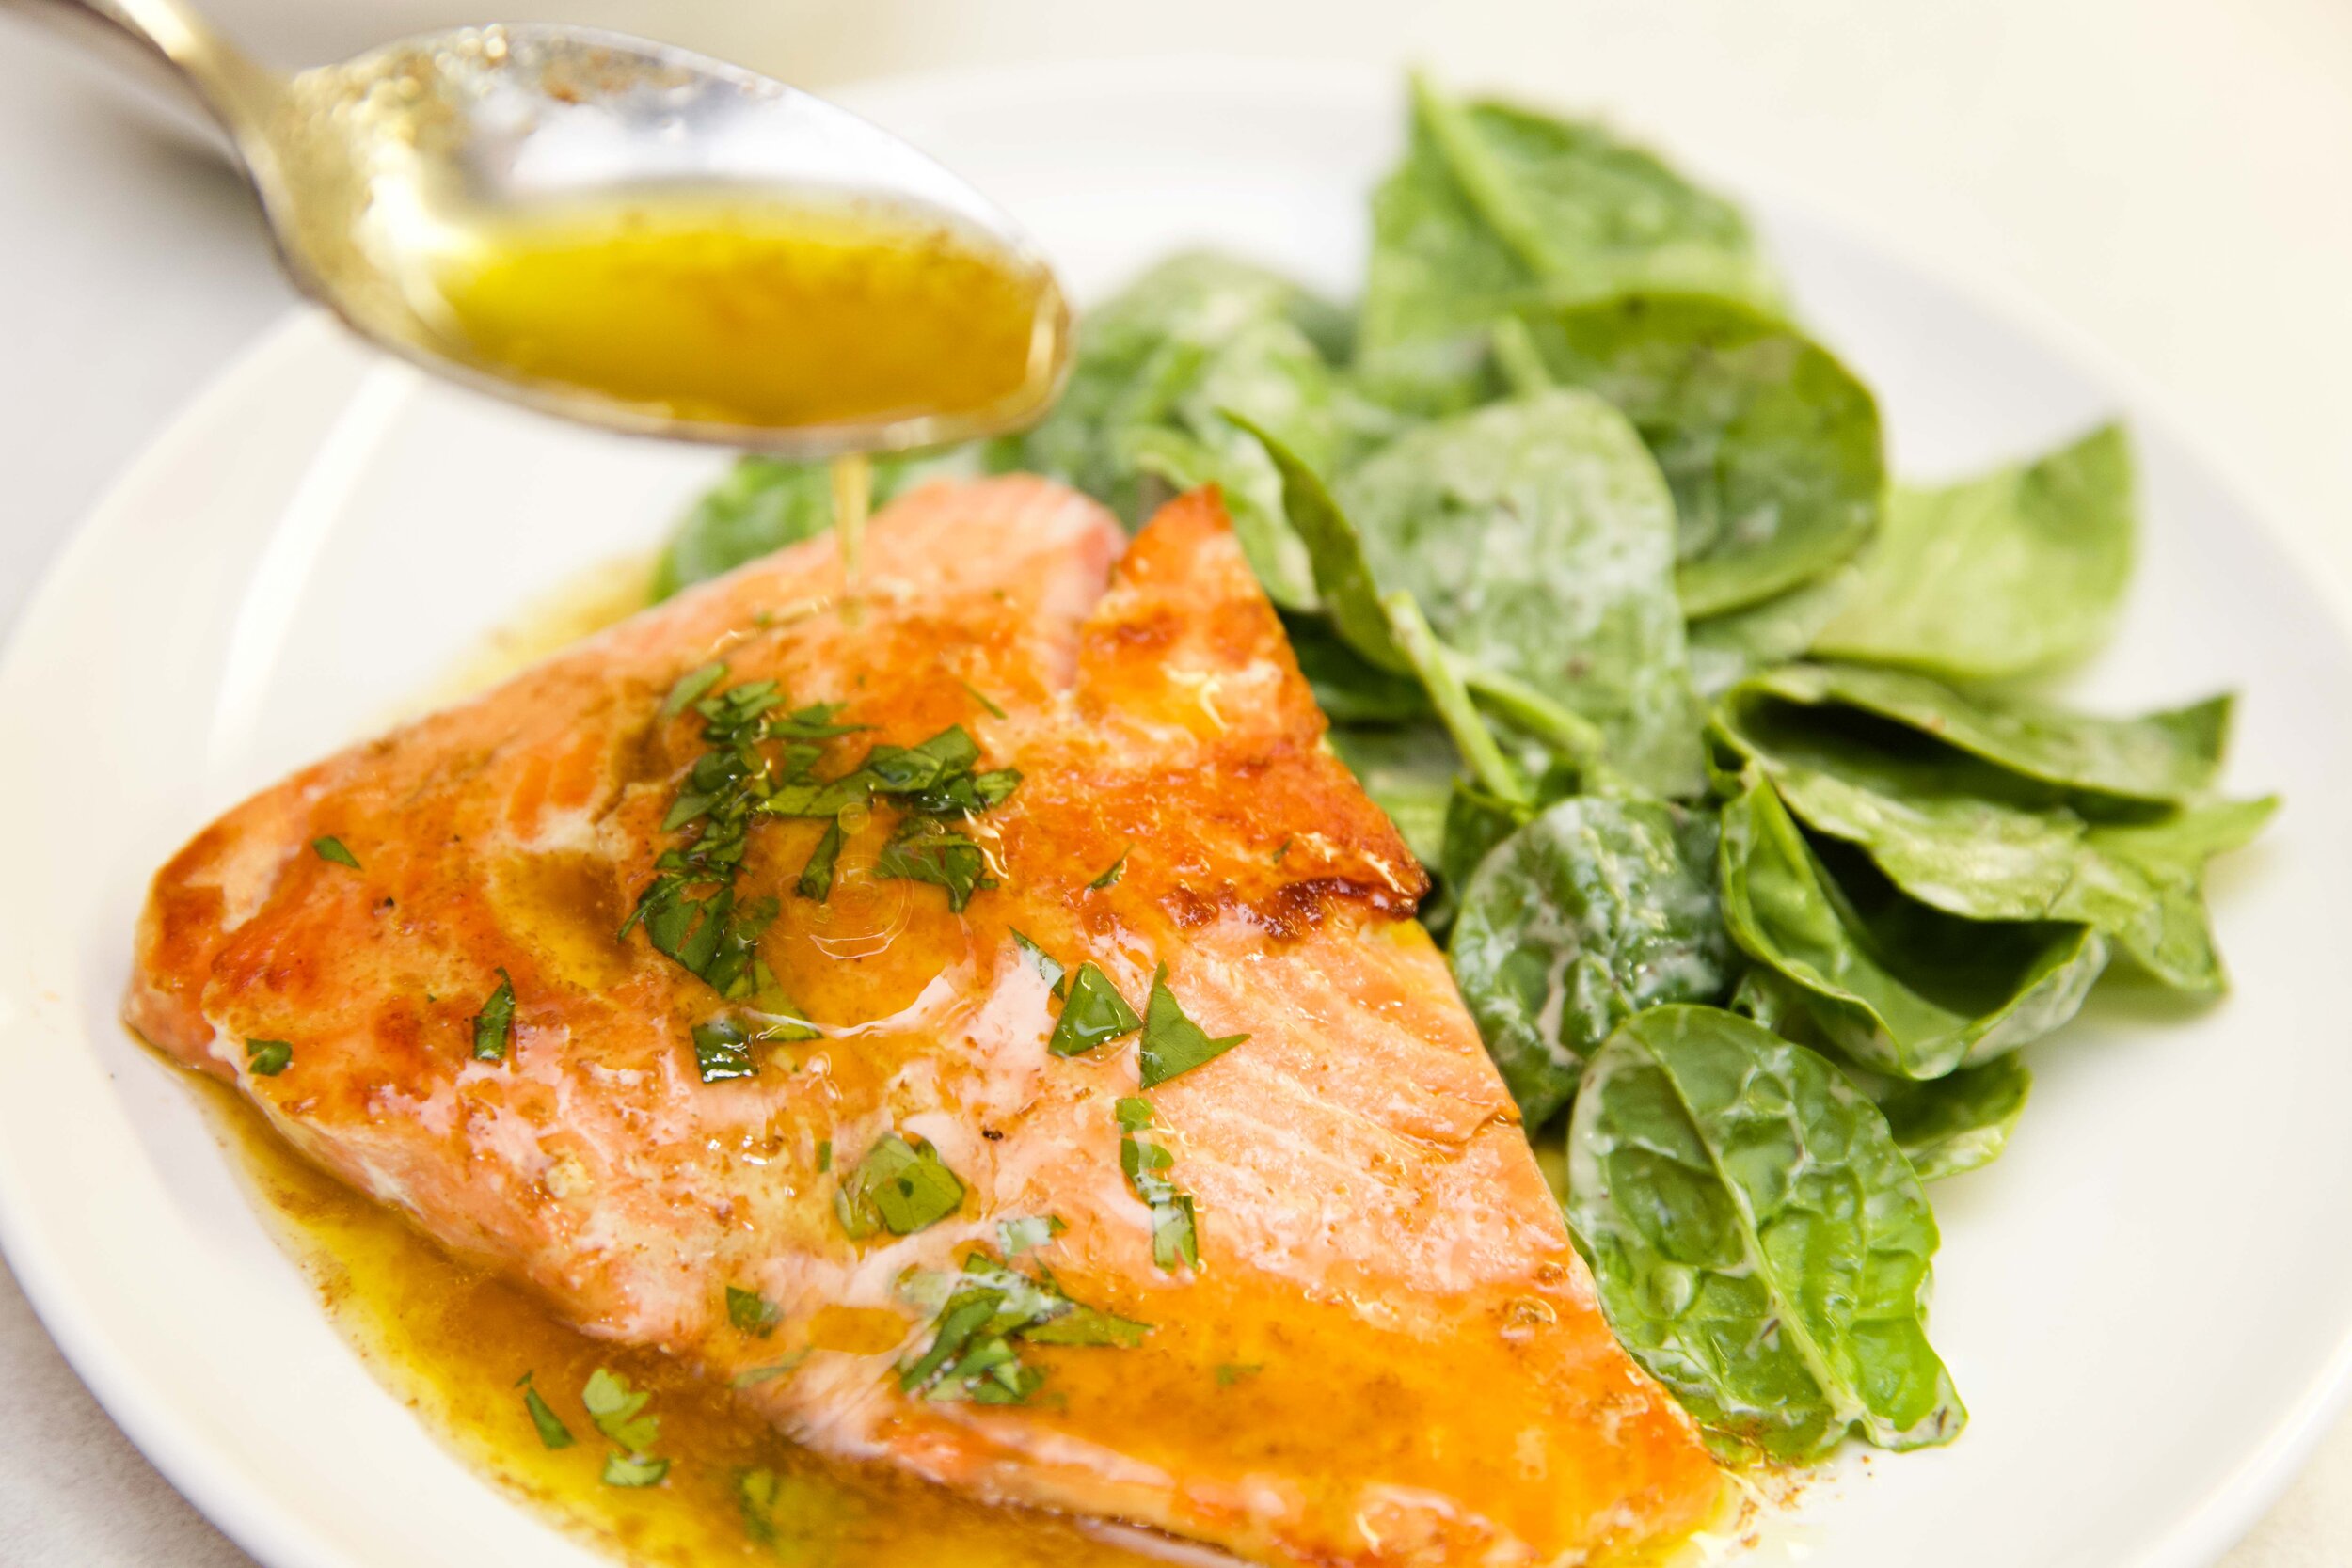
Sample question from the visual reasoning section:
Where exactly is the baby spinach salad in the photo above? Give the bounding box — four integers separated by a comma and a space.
655, 76, 2273, 1468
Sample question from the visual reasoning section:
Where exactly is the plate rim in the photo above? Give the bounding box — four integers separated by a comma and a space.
5, 53, 2351, 1568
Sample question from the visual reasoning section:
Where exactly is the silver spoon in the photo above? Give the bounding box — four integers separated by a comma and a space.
4, 0, 1072, 456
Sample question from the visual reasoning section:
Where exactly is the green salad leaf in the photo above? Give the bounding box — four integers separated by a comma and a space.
1001, 251, 1354, 606
1718, 773, 2107, 1079
1326, 724, 1455, 867
1733, 662, 2228, 804
1340, 391, 1705, 795
1231, 413, 1408, 670
2086, 794, 2279, 991
1864, 1053, 2034, 1182
1713, 673, 2271, 993
1449, 797, 1732, 1124
1359, 75, 1779, 411
1686, 564, 1863, 699
1565, 1005, 1964, 1461
1517, 294, 1884, 617
1814, 424, 2136, 680
1283, 615, 1430, 724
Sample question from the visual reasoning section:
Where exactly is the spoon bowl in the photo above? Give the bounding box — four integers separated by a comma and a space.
9, 1, 1072, 454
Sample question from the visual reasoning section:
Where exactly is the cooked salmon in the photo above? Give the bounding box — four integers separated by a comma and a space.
127, 478, 1722, 1566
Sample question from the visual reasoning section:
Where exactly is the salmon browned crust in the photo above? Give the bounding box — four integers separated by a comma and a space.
128, 478, 1722, 1566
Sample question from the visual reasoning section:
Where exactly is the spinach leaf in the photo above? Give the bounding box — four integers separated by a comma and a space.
1449, 797, 1732, 1125
1440, 780, 1529, 892
2087, 794, 2278, 992
1814, 424, 2136, 680
1862, 1053, 2034, 1183
1326, 724, 1455, 867
1001, 252, 1350, 607
1565, 1005, 1964, 1461
1733, 662, 2228, 804
1358, 75, 1779, 412
1518, 294, 1884, 617
1713, 677, 2272, 993
1241, 414, 1609, 802
1717, 773, 2107, 1079
1283, 615, 1431, 724
1382, 592, 1535, 807
652, 451, 969, 599
1340, 390, 1706, 796
1231, 413, 1408, 670
1686, 564, 1863, 699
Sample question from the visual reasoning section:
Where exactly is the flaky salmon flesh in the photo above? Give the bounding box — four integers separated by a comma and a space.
128, 479, 1722, 1566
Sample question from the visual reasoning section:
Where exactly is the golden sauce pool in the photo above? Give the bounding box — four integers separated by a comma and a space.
230, 568, 1157, 1568
424, 196, 1066, 433
183, 1074, 1161, 1568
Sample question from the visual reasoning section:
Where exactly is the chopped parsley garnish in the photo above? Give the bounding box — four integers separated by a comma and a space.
244, 1038, 293, 1077
997, 1213, 1066, 1258
310, 836, 360, 869
601, 1452, 670, 1488
1117, 1098, 1200, 1271
958, 679, 1009, 720
1215, 1362, 1265, 1387
1048, 963, 1142, 1057
581, 1367, 660, 1452
1009, 929, 1064, 993
896, 1252, 1148, 1405
763, 725, 1017, 822
691, 1022, 758, 1081
635, 675, 1025, 995
737, 1465, 828, 1549
581, 1367, 666, 1484
623, 673, 818, 998
516, 1373, 575, 1449
1087, 851, 1129, 890
816, 1138, 832, 1173
834, 1132, 966, 1239
738, 1467, 784, 1544
659, 659, 728, 721
690, 1005, 819, 1084
471, 970, 516, 1063
732, 1349, 812, 1389
726, 1286, 781, 1337
873, 816, 995, 911
1137, 967, 1248, 1088
794, 819, 844, 901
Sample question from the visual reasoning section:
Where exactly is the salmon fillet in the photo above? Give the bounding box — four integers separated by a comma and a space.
128, 478, 1721, 1566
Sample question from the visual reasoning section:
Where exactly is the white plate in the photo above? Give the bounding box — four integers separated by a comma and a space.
5, 57, 2351, 1568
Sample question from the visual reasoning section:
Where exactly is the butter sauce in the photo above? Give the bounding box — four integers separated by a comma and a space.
262, 565, 1161, 1567
423, 194, 1064, 436
183, 1074, 1157, 1568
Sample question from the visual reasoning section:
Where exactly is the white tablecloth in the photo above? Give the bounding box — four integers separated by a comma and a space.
5, 2, 2350, 1561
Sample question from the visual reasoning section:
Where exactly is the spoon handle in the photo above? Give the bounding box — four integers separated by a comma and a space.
1, 0, 277, 131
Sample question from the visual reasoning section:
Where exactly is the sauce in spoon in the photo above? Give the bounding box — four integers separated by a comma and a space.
423, 193, 1048, 588
425, 194, 1064, 434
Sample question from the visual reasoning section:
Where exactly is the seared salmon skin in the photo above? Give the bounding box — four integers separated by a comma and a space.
128, 478, 1721, 1566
